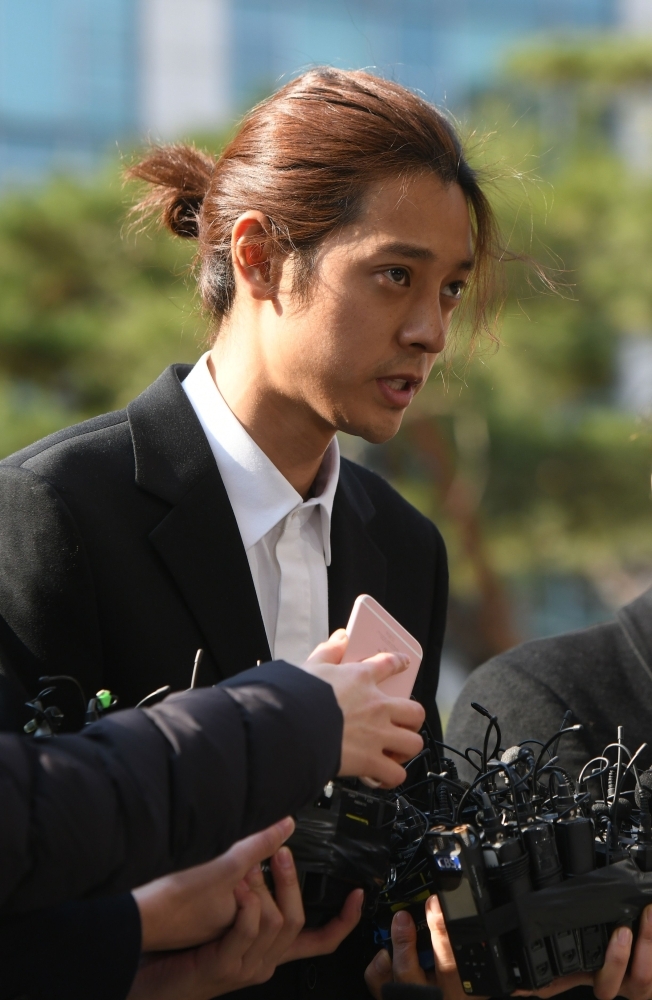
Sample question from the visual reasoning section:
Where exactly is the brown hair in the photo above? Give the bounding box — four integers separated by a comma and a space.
127, 67, 503, 343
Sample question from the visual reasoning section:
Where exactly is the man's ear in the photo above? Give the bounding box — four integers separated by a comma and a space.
232, 212, 276, 301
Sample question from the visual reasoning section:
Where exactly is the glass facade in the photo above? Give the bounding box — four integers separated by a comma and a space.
0, 0, 617, 182
230, 0, 617, 113
0, 0, 137, 182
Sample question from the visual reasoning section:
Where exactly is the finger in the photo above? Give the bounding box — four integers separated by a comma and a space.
305, 630, 348, 665
426, 894, 467, 997
189, 884, 265, 996
593, 925, 633, 1000
626, 905, 652, 999
380, 725, 425, 761
339, 749, 408, 788
215, 884, 262, 968
388, 698, 427, 732
240, 865, 285, 977
243, 863, 285, 940
514, 972, 593, 998
264, 848, 305, 955
282, 888, 364, 962
220, 818, 295, 887
237, 856, 306, 990
364, 948, 394, 1000
362, 652, 410, 683
390, 908, 428, 985
376, 758, 409, 789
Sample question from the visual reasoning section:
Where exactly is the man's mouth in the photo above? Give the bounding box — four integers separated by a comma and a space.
383, 378, 412, 391
376, 376, 422, 408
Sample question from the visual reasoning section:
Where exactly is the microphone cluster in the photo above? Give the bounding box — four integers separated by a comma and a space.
289, 706, 652, 994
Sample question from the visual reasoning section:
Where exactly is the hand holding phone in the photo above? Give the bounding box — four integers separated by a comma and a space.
344, 595, 422, 699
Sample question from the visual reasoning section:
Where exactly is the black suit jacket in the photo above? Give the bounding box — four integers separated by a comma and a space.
0, 363, 447, 733
0, 364, 448, 1000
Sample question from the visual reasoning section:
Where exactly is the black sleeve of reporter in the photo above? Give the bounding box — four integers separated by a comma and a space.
0, 893, 140, 1000
219, 660, 343, 836
143, 661, 343, 865
0, 661, 342, 913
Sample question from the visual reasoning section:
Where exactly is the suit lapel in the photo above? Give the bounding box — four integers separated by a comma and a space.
328, 461, 387, 632
128, 366, 270, 680
128, 368, 386, 671
149, 471, 271, 678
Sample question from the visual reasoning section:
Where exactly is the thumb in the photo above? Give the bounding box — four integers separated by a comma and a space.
426, 894, 462, 990
222, 816, 295, 885
364, 948, 393, 999
304, 629, 348, 666
363, 652, 410, 686
391, 909, 427, 984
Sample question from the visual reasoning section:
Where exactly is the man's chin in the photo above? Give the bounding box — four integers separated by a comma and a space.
339, 414, 404, 446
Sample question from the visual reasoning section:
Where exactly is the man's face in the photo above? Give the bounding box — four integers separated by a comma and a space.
262, 172, 474, 443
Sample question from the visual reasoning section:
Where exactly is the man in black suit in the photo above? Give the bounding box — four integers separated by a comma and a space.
0, 69, 487, 998
0, 359, 447, 735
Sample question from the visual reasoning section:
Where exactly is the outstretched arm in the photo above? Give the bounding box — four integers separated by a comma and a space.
0, 660, 342, 913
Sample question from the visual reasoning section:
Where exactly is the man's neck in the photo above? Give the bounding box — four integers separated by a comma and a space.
207, 351, 334, 500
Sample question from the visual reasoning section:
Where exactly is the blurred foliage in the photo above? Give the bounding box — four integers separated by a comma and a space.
366, 43, 652, 603
506, 35, 652, 86
0, 167, 208, 457
1, 40, 652, 632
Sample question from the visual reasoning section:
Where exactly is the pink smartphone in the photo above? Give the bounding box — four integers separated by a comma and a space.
344, 594, 422, 698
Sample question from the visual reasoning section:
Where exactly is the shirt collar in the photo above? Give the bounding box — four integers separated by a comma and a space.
182, 352, 340, 562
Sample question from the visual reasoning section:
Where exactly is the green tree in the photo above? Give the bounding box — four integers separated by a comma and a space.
0, 165, 209, 457
2, 54, 652, 659
362, 46, 652, 653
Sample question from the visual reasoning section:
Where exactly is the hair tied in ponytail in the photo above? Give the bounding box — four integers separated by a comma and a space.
127, 69, 517, 337
168, 194, 203, 239
126, 143, 216, 241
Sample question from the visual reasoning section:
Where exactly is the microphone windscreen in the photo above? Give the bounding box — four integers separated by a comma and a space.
500, 746, 521, 766
382, 987, 442, 1000
636, 769, 652, 807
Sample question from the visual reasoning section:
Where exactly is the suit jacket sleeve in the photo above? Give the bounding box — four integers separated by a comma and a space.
0, 662, 342, 914
416, 521, 448, 742
0, 466, 103, 702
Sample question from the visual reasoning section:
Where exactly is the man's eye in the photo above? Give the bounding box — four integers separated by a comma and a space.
385, 267, 410, 286
442, 281, 465, 300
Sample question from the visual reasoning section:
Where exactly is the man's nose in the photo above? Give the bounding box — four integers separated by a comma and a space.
397, 302, 447, 355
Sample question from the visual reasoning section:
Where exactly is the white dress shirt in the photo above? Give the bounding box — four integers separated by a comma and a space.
182, 352, 340, 666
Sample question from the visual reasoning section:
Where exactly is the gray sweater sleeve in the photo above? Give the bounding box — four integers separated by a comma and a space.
446, 654, 597, 785
445, 602, 652, 790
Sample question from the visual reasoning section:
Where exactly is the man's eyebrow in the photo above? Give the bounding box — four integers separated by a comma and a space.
374, 240, 475, 270
375, 240, 435, 260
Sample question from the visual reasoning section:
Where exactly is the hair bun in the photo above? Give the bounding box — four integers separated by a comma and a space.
126, 143, 216, 240
167, 194, 203, 238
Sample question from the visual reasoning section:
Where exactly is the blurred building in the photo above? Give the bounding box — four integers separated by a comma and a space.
0, 0, 137, 179
616, 334, 652, 414
0, 0, 618, 183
